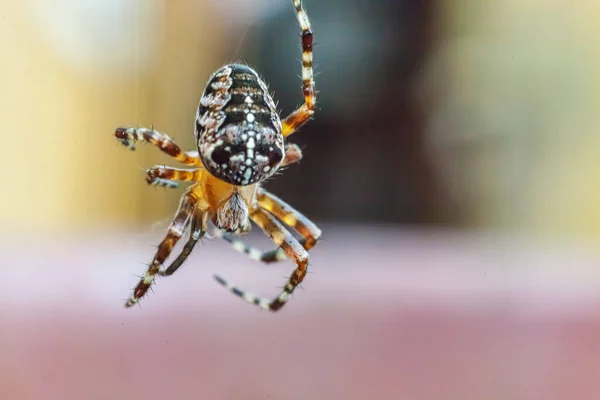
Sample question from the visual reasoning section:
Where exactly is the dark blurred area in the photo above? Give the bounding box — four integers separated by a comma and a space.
257, 0, 443, 225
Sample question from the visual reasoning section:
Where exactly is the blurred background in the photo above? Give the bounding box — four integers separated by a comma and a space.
2, 0, 600, 399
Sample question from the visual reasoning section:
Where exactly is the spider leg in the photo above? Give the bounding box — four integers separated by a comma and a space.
281, 0, 315, 137
125, 189, 198, 307
257, 188, 321, 250
158, 210, 207, 277
115, 126, 202, 166
214, 207, 310, 312
148, 178, 180, 189
146, 166, 203, 189
213, 228, 291, 263
214, 188, 320, 263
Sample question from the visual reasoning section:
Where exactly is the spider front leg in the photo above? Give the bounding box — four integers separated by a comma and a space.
282, 0, 315, 137
115, 126, 202, 166
125, 189, 198, 307
146, 166, 203, 189
214, 207, 310, 311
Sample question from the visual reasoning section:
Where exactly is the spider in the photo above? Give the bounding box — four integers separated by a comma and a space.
114, 0, 320, 312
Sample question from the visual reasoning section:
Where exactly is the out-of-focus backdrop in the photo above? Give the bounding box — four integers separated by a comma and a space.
2, 1, 600, 399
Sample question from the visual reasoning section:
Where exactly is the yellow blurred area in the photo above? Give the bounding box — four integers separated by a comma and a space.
0, 1, 231, 230
426, 0, 600, 239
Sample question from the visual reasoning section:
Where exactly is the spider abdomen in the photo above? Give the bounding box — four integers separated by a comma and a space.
196, 63, 284, 186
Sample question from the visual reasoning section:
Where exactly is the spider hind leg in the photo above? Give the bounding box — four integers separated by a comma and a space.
214, 207, 310, 311
159, 210, 207, 277
214, 188, 321, 284
214, 229, 289, 263
257, 188, 321, 251
125, 190, 198, 307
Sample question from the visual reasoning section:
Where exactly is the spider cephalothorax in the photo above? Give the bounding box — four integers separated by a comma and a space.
115, 0, 319, 312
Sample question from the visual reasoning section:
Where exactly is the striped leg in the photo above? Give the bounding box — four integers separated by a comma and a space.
213, 228, 289, 263
214, 187, 319, 265
281, 0, 315, 137
115, 126, 202, 166
257, 188, 321, 250
214, 207, 310, 311
158, 210, 206, 277
146, 166, 203, 189
125, 190, 198, 307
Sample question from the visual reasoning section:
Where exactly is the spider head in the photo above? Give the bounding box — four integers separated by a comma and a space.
198, 125, 284, 186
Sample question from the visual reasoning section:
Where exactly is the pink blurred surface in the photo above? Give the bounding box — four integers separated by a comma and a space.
2, 226, 600, 399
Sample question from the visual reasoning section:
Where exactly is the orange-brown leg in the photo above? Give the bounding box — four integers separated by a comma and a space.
257, 188, 321, 250
125, 189, 198, 307
158, 209, 207, 277
281, 0, 315, 137
115, 126, 202, 166
214, 207, 310, 311
145, 166, 203, 189
215, 187, 320, 263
